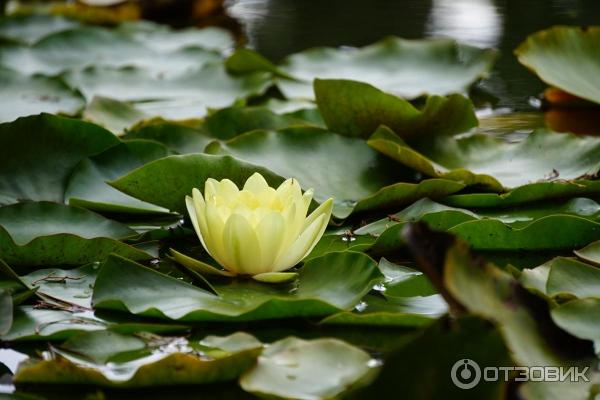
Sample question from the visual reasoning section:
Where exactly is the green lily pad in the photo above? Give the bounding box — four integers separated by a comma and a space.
314, 79, 477, 139
65, 64, 272, 119
125, 123, 213, 154
110, 153, 286, 214
240, 337, 378, 400
20, 264, 99, 309
118, 21, 233, 53
546, 257, 600, 298
444, 180, 600, 208
368, 125, 600, 190
64, 140, 172, 214
205, 127, 412, 218
0, 202, 150, 267
320, 294, 446, 327
360, 198, 600, 253
0, 289, 13, 336
0, 114, 119, 203
575, 240, 600, 267
82, 96, 148, 135
0, 14, 81, 44
0, 26, 222, 76
276, 36, 496, 100
0, 67, 85, 123
13, 331, 263, 387
92, 251, 382, 322
551, 299, 600, 348
200, 106, 314, 140
378, 259, 437, 297
516, 26, 600, 104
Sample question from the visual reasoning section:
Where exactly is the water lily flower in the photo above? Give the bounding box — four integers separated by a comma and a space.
177, 172, 333, 281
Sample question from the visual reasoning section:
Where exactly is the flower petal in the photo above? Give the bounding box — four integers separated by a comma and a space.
243, 172, 269, 194
303, 198, 333, 230
170, 248, 235, 277
252, 272, 298, 283
205, 200, 232, 272
272, 213, 327, 272
223, 213, 263, 275
255, 211, 285, 273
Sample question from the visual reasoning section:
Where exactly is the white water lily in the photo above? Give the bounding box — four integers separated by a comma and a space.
185, 172, 333, 277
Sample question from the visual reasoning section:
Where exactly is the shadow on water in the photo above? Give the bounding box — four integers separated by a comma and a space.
228, 0, 600, 110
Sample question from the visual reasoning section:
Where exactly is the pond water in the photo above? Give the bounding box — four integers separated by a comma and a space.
228, 0, 600, 110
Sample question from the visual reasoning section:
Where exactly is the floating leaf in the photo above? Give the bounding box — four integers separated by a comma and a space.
205, 127, 412, 218
93, 252, 381, 322
0, 67, 85, 123
240, 337, 378, 400
276, 36, 496, 100
0, 14, 81, 44
82, 96, 147, 134
368, 125, 600, 190
0, 290, 13, 336
65, 140, 172, 214
0, 114, 119, 203
575, 240, 600, 267
546, 257, 600, 299
314, 79, 477, 139
13, 332, 263, 387
0, 202, 150, 267
0, 26, 222, 76
110, 153, 286, 214
65, 64, 272, 119
516, 26, 600, 104
125, 123, 213, 154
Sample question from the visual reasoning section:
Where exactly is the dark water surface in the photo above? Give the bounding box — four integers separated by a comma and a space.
228, 0, 600, 110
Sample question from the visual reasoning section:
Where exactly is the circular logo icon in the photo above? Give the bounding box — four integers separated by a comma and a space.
451, 359, 481, 389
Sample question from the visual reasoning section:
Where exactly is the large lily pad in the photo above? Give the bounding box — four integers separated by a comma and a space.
65, 64, 272, 119
314, 79, 477, 139
13, 331, 263, 387
368, 125, 600, 190
240, 337, 378, 400
110, 153, 286, 214
0, 26, 222, 76
92, 252, 382, 322
575, 240, 600, 267
82, 96, 148, 135
0, 202, 150, 267
204, 127, 412, 217
275, 36, 496, 100
64, 140, 172, 214
516, 26, 600, 104
125, 123, 214, 154
0, 67, 85, 123
0, 114, 119, 203
0, 14, 81, 44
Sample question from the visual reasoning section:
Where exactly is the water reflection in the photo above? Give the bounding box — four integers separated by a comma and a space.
426, 0, 502, 48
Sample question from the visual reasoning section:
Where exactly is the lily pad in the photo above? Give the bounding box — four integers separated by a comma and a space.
0, 202, 150, 267
444, 180, 600, 208
13, 331, 263, 387
0, 26, 222, 76
110, 153, 286, 214
0, 290, 13, 336
368, 125, 600, 190
0, 114, 119, 203
240, 337, 378, 400
64, 140, 172, 214
276, 36, 496, 100
546, 257, 600, 298
125, 123, 214, 154
64, 64, 272, 119
551, 299, 600, 348
516, 26, 600, 104
92, 252, 382, 322
0, 14, 81, 44
0, 67, 85, 123
314, 79, 477, 139
205, 127, 411, 218
575, 241, 600, 267
82, 96, 148, 135
200, 106, 314, 140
